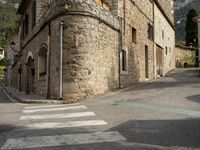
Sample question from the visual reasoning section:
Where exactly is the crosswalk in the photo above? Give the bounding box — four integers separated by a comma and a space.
1, 103, 126, 149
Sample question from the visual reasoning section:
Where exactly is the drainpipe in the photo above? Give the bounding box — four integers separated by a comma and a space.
118, 17, 123, 88
153, 1, 156, 78
59, 21, 64, 100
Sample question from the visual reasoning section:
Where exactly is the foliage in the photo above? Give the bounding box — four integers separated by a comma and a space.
0, 65, 5, 87
0, 1, 21, 48
185, 9, 198, 47
175, 0, 200, 45
0, 58, 5, 66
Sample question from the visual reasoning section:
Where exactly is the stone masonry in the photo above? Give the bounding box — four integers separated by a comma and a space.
6, 0, 175, 101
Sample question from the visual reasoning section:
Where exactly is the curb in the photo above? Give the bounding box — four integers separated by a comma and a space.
164, 69, 175, 77
2, 88, 74, 104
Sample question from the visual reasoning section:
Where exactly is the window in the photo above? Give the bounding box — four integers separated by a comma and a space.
165, 47, 168, 55
38, 47, 47, 77
22, 20, 25, 39
162, 30, 164, 40
25, 14, 29, 35
32, 1, 36, 27
132, 27, 136, 43
121, 50, 127, 71
22, 14, 29, 39
148, 23, 153, 40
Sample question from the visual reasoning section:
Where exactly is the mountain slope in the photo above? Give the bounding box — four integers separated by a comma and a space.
175, 0, 200, 45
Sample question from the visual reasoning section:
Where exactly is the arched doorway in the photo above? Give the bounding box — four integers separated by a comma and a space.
26, 52, 35, 94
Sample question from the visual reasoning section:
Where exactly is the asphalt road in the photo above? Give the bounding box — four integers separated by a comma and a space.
0, 68, 200, 150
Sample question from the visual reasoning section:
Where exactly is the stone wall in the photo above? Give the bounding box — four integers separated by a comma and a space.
157, 0, 174, 24
18, 0, 120, 100
15, 0, 173, 101
4, 32, 20, 88
154, 4, 175, 76
20, 24, 49, 96
175, 46, 195, 68
120, 0, 154, 86
60, 16, 119, 101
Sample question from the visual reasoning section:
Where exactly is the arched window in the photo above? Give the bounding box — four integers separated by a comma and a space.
38, 47, 47, 77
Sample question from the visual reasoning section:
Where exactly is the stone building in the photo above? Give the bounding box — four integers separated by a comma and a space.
3, 31, 21, 89
175, 45, 195, 68
154, 0, 175, 77
6, 0, 175, 101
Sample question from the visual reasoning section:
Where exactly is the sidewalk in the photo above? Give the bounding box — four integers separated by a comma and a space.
2, 68, 177, 104
3, 87, 66, 104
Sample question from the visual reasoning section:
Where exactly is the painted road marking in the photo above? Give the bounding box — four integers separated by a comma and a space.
24, 103, 80, 109
121, 102, 200, 117
23, 105, 87, 113
20, 112, 96, 120
17, 120, 108, 130
100, 99, 200, 117
1, 131, 126, 150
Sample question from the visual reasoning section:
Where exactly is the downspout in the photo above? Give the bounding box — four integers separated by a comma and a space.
153, 1, 156, 78
59, 21, 64, 100
46, 21, 51, 99
118, 17, 123, 88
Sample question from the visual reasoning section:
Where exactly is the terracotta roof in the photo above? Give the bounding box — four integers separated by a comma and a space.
17, 0, 29, 14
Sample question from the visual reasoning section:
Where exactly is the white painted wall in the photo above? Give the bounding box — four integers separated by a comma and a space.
154, 4, 175, 76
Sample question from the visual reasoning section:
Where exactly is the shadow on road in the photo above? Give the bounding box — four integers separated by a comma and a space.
0, 118, 200, 150
125, 68, 200, 91
186, 95, 200, 104
0, 89, 13, 103
109, 118, 200, 149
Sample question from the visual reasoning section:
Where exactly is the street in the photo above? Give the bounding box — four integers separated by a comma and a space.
0, 68, 200, 150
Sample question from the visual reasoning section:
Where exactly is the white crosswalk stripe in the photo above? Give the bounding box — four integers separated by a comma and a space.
17, 120, 108, 130
1, 131, 126, 150
1, 103, 126, 149
24, 103, 80, 109
20, 112, 96, 120
23, 105, 87, 113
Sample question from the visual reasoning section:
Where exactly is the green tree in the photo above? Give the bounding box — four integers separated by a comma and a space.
185, 9, 198, 47
0, 1, 20, 48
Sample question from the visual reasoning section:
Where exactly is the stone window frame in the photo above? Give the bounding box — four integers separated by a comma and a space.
38, 44, 48, 80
